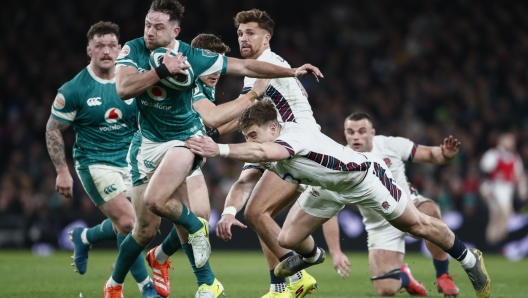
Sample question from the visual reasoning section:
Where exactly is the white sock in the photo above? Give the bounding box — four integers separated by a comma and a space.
80, 229, 90, 245
303, 248, 321, 263
270, 283, 287, 293
459, 249, 476, 269
154, 245, 169, 264
106, 277, 122, 288
137, 276, 151, 292
288, 271, 303, 283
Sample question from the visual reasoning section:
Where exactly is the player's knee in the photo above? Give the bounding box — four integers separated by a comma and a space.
418, 202, 441, 219
115, 218, 135, 235
243, 207, 261, 227
145, 197, 163, 216
276, 233, 295, 250
133, 225, 157, 244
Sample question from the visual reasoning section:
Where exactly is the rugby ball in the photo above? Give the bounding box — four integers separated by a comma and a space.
149, 48, 193, 89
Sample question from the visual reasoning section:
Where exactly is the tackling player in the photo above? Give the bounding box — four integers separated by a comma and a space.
104, 1, 323, 297
186, 99, 492, 298
321, 112, 461, 296
45, 21, 160, 298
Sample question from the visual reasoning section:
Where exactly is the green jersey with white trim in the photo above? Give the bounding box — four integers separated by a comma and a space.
51, 66, 137, 168
115, 37, 227, 142
191, 78, 216, 134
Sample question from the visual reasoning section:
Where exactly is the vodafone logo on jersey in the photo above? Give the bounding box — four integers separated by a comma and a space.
104, 108, 123, 123
147, 85, 167, 101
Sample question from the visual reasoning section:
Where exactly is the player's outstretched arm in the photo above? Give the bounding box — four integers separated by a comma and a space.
185, 136, 290, 163
322, 214, 351, 279
45, 117, 74, 199
413, 135, 461, 164
216, 168, 262, 241
115, 52, 190, 99
194, 79, 269, 128
225, 57, 323, 81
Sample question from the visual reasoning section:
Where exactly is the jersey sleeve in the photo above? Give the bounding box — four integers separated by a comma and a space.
51, 82, 80, 124
191, 82, 207, 104
480, 149, 498, 173
389, 136, 417, 161
242, 162, 265, 173
189, 47, 228, 76
115, 42, 139, 70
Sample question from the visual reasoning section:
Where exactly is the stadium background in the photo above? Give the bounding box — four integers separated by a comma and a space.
1, 0, 527, 260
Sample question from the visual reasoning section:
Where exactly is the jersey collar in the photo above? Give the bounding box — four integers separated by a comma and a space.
87, 64, 115, 84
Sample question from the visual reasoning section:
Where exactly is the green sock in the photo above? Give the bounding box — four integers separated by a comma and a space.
86, 219, 116, 243
172, 203, 203, 234
182, 243, 215, 286
117, 234, 149, 284
161, 226, 182, 256
112, 234, 145, 284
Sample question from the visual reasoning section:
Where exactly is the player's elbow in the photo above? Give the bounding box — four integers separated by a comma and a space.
116, 86, 133, 100
202, 117, 220, 129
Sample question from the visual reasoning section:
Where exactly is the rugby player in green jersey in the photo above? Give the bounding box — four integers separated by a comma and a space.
128, 33, 268, 298
45, 21, 161, 298
104, 1, 322, 297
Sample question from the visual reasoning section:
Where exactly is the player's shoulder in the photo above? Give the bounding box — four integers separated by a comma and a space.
124, 37, 145, 49
59, 67, 92, 96
258, 49, 291, 68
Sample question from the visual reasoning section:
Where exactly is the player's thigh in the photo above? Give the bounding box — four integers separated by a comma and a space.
75, 164, 128, 207
280, 202, 328, 246
98, 193, 135, 229
415, 197, 441, 219
246, 170, 299, 215
145, 146, 195, 204
186, 168, 210, 219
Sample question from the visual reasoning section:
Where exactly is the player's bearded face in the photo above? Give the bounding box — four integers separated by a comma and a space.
344, 119, 375, 152
237, 22, 268, 59
144, 12, 179, 50
88, 34, 120, 72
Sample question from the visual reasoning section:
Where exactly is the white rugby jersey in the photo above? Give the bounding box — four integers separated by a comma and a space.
262, 123, 373, 193
241, 49, 320, 131
370, 135, 417, 196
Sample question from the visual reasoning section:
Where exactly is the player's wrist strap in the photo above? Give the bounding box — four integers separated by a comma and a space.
218, 144, 230, 157
206, 129, 220, 141
155, 64, 171, 79
221, 206, 237, 217
246, 90, 259, 102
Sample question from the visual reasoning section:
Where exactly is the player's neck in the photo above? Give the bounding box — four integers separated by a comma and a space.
252, 46, 270, 60
89, 63, 115, 80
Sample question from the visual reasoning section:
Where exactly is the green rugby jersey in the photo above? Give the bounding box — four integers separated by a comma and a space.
51, 65, 137, 168
115, 38, 227, 142
191, 78, 216, 134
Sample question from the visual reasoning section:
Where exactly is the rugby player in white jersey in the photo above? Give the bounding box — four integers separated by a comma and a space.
213, 9, 340, 298
186, 99, 492, 298
45, 21, 160, 298
321, 112, 461, 296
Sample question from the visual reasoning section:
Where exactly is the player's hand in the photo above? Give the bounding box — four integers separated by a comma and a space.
252, 79, 270, 97
440, 135, 461, 160
163, 51, 190, 76
185, 135, 219, 157
216, 214, 247, 241
331, 250, 351, 279
293, 64, 324, 82
56, 168, 73, 199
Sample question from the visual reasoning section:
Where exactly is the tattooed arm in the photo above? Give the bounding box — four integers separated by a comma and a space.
45, 117, 74, 198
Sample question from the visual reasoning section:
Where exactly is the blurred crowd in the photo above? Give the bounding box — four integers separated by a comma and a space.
1, 0, 527, 247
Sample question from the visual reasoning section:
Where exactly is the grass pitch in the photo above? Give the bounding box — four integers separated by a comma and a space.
0, 250, 526, 297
